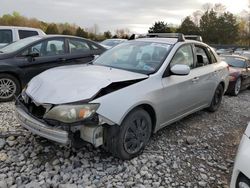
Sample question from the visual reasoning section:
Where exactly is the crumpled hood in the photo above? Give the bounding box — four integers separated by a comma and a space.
26, 64, 148, 104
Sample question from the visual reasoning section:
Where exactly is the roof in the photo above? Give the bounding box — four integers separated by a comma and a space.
136, 37, 178, 44
0, 26, 43, 31
135, 37, 205, 46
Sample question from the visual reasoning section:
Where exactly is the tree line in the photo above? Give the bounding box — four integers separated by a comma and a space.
148, 3, 249, 46
0, 4, 249, 45
0, 12, 130, 41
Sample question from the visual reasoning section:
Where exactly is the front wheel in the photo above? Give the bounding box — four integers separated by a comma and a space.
0, 74, 21, 102
104, 108, 152, 160
231, 77, 241, 96
207, 84, 224, 112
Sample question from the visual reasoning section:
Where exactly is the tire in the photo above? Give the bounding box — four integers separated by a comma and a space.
207, 84, 224, 112
0, 73, 21, 102
104, 108, 152, 160
231, 77, 242, 96
236, 174, 250, 188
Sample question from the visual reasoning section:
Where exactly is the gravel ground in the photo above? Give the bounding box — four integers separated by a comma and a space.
0, 90, 249, 188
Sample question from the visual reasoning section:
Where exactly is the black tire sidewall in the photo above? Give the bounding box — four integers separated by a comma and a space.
0, 74, 21, 102
208, 84, 224, 112
233, 77, 241, 96
116, 108, 152, 160
236, 174, 250, 188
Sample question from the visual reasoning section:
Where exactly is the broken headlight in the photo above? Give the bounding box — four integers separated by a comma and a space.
44, 104, 100, 123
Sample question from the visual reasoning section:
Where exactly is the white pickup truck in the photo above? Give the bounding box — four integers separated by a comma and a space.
0, 26, 45, 48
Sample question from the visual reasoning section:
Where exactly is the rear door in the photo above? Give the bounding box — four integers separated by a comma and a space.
191, 44, 219, 105
63, 38, 101, 65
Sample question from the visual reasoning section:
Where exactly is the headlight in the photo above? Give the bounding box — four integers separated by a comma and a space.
44, 104, 100, 123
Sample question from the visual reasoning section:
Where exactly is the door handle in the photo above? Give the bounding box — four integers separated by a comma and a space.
192, 77, 199, 82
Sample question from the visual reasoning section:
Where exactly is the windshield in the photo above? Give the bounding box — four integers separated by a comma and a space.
0, 36, 42, 53
221, 56, 246, 68
100, 39, 125, 47
93, 41, 171, 74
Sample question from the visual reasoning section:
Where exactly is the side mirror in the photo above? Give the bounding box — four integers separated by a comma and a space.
170, 64, 190, 75
26, 52, 39, 62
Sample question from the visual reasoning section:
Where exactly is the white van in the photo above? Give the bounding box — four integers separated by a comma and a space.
0, 26, 45, 48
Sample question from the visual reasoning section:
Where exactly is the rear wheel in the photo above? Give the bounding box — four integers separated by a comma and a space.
207, 84, 224, 112
104, 108, 152, 160
231, 77, 242, 96
0, 74, 20, 102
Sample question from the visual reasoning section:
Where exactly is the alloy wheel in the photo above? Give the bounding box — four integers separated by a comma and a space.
0, 78, 17, 99
234, 78, 241, 95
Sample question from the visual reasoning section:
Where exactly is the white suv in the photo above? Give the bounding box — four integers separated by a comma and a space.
15, 33, 229, 160
0, 26, 45, 48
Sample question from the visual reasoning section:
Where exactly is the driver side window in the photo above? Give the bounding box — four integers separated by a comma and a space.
170, 45, 194, 68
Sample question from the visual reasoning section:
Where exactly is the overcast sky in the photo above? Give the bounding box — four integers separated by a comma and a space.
0, 0, 248, 33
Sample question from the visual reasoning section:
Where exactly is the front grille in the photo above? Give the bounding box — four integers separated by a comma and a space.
20, 96, 47, 119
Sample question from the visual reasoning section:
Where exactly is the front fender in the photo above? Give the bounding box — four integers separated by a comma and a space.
91, 77, 161, 127
0, 64, 25, 87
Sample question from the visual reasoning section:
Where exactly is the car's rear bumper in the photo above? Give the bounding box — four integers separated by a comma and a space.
15, 105, 69, 144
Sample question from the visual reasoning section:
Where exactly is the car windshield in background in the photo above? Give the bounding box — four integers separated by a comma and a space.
221, 56, 246, 68
0, 36, 42, 53
93, 41, 171, 74
0, 29, 12, 44
100, 39, 125, 47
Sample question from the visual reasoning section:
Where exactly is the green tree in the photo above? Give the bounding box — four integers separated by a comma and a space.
177, 16, 200, 35
45, 24, 59, 34
104, 31, 112, 39
75, 27, 88, 38
61, 29, 72, 35
148, 21, 172, 33
199, 10, 219, 43
216, 12, 239, 44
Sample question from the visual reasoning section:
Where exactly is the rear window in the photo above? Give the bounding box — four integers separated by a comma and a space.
0, 29, 13, 43
18, 30, 39, 39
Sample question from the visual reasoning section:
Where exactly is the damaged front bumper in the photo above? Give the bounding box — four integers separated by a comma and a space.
15, 96, 108, 147
16, 105, 69, 144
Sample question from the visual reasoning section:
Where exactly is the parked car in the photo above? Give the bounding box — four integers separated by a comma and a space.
0, 26, 45, 49
220, 55, 250, 96
15, 33, 229, 160
0, 35, 106, 102
216, 48, 233, 55
100, 38, 127, 49
230, 122, 250, 188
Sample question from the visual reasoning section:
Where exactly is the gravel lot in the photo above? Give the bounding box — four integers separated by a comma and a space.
0, 90, 250, 188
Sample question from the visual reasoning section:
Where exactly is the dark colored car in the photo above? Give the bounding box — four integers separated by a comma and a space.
220, 55, 250, 96
0, 35, 106, 102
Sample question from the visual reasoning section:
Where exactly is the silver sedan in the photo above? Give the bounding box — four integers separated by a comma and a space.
15, 34, 229, 160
